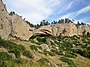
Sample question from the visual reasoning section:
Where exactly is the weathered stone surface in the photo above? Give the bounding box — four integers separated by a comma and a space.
34, 23, 90, 36
0, 0, 11, 40
0, 0, 33, 40
78, 25, 90, 35
40, 44, 50, 51
34, 23, 78, 36
34, 25, 52, 36
10, 14, 33, 40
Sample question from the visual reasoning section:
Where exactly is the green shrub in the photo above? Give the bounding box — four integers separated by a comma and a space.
59, 46, 66, 51
0, 52, 12, 61
50, 36, 57, 40
51, 49, 63, 55
50, 41, 55, 45
22, 50, 33, 58
54, 40, 60, 45
35, 42, 42, 45
30, 39, 36, 43
14, 58, 22, 64
76, 49, 90, 58
60, 56, 76, 67
0, 61, 7, 67
8, 48, 20, 58
0, 37, 34, 60
43, 50, 49, 55
87, 46, 90, 50
38, 58, 49, 65
0, 39, 25, 52
43, 50, 55, 56
81, 45, 87, 48
61, 42, 73, 48
65, 51, 77, 58
48, 51, 55, 56
30, 45, 38, 51
36, 36, 47, 44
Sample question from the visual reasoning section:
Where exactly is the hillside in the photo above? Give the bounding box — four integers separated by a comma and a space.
1, 34, 90, 67
0, 0, 90, 67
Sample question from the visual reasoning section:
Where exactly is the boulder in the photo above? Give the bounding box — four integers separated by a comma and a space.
40, 44, 50, 51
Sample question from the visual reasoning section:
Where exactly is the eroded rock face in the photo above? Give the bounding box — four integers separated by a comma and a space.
0, 0, 11, 40
34, 23, 90, 36
10, 14, 33, 40
78, 25, 90, 35
34, 25, 52, 36
34, 23, 78, 36
0, 0, 33, 40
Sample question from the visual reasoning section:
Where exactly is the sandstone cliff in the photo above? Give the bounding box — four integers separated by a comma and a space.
78, 25, 90, 35
0, 0, 11, 40
10, 14, 33, 40
34, 22, 78, 36
34, 22, 90, 36
0, 0, 33, 40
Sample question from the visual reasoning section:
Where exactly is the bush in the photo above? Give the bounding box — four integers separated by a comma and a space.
35, 42, 42, 45
81, 45, 87, 48
30, 39, 36, 43
8, 48, 20, 58
87, 46, 90, 50
51, 49, 63, 55
36, 36, 47, 44
76, 49, 90, 58
48, 51, 55, 56
0, 52, 12, 61
61, 42, 73, 48
54, 40, 60, 45
14, 58, 22, 64
22, 50, 33, 58
65, 51, 77, 58
60, 56, 76, 67
0, 61, 7, 67
43, 50, 56, 56
50, 36, 57, 40
38, 58, 49, 65
50, 41, 55, 45
0, 39, 25, 52
30, 45, 38, 51
43, 50, 49, 55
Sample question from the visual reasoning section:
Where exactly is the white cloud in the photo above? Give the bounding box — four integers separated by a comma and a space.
66, 1, 75, 10
3, 0, 61, 24
57, 0, 75, 14
3, 0, 90, 24
76, 5, 90, 16
3, 0, 47, 24
57, 12, 76, 21
57, 5, 90, 22
4, 0, 75, 24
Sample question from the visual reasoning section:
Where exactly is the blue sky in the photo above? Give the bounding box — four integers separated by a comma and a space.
3, 0, 90, 24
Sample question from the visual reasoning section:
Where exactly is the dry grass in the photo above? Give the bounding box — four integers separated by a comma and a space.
73, 55, 90, 67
